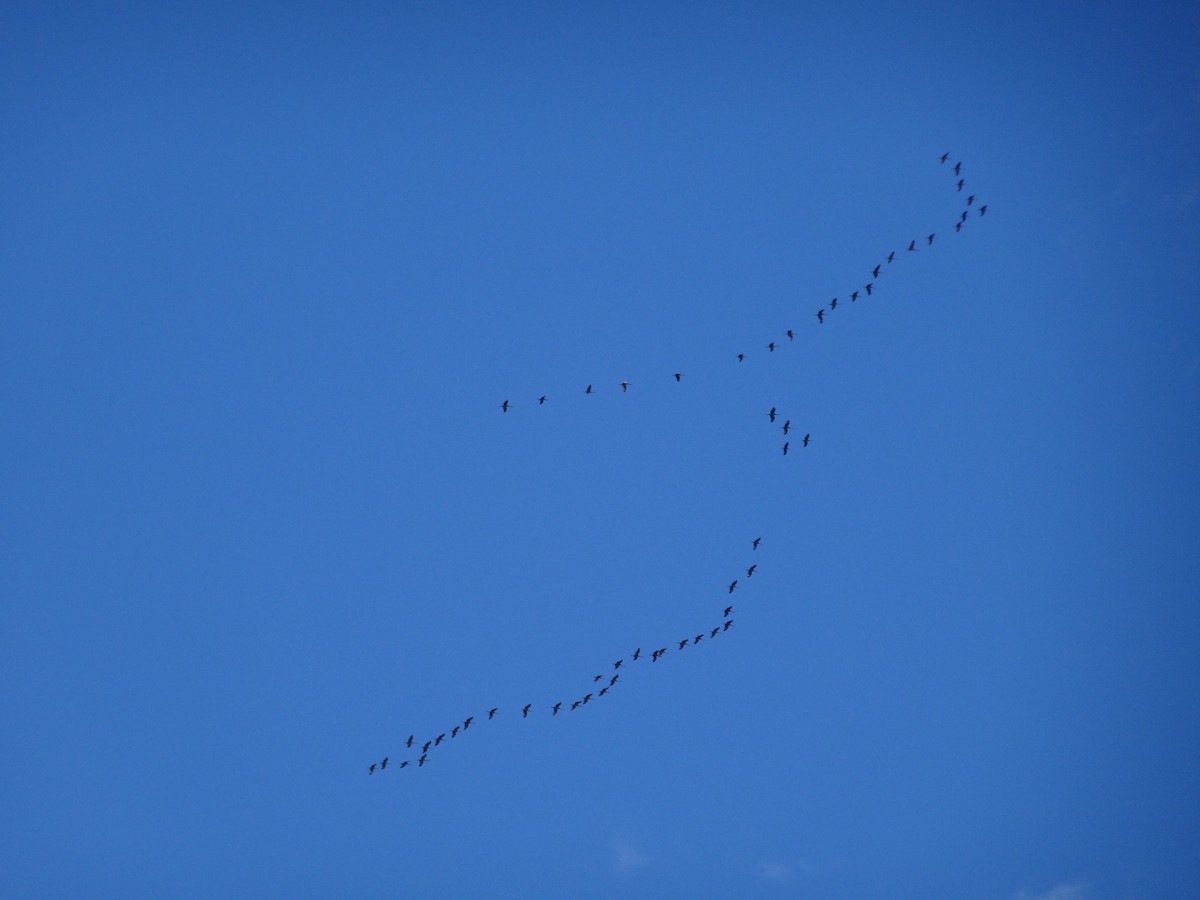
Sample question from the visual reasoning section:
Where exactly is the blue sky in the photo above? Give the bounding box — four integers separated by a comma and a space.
2, 3, 1199, 898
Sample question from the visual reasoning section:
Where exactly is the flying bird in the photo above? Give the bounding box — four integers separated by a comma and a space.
582, 693, 592, 704
955, 222, 963, 232
816, 309, 825, 324
399, 760, 409, 769
850, 290, 858, 302
488, 708, 498, 720
632, 647, 642, 661
463, 717, 473, 730
422, 740, 432, 753
865, 283, 873, 296
829, 297, 838, 311
450, 726, 459, 738
724, 605, 733, 617
552, 702, 562, 715
979, 204, 987, 215
723, 619, 734, 631
500, 399, 510, 413
907, 240, 917, 252
767, 341, 776, 352
737, 353, 745, 362
419, 754, 427, 767
887, 250, 895, 264
769, 407, 777, 422
381, 757, 389, 769
570, 700, 581, 710
803, 433, 811, 447
598, 686, 610, 696
674, 372, 683, 381
782, 420, 791, 435
927, 233, 935, 245
747, 564, 757, 577
953, 161, 962, 176
522, 703, 531, 718
613, 659, 623, 670
752, 537, 761, 550
783, 441, 789, 455
620, 381, 629, 393
434, 733, 445, 746
956, 178, 964, 191
729, 580, 738, 593
406, 735, 414, 748
872, 264, 881, 278
967, 195, 975, 206
960, 210, 969, 223
610, 674, 619, 685
585, 384, 592, 394
693, 634, 703, 645
369, 763, 377, 774
678, 639, 689, 650
786, 329, 795, 341
710, 626, 720, 638
538, 396, 547, 405
940, 152, 950, 164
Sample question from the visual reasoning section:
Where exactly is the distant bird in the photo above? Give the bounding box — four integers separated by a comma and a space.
783, 441, 789, 455
873, 264, 881, 278
967, 194, 975, 206
399, 760, 409, 769
737, 353, 745, 362
940, 152, 950, 164
678, 638, 689, 650
552, 702, 562, 715
786, 329, 795, 341
710, 626, 720, 638
674, 372, 683, 381
522, 703, 531, 718
651, 649, 662, 662
381, 757, 389, 769
610, 674, 619, 686
422, 740, 432, 753
582, 693, 592, 704
693, 634, 703, 645
979, 204, 987, 215
418, 754, 427, 767
953, 161, 962, 176
723, 619, 734, 631
570, 700, 581, 710
747, 564, 757, 577
865, 282, 873, 296
802, 433, 811, 447
593, 674, 604, 683
729, 580, 738, 593
538, 396, 547, 406
434, 733, 445, 746
927, 233, 935, 245
767, 341, 776, 352
724, 605, 733, 617
620, 381, 629, 393
500, 399, 510, 413
956, 178, 964, 191
450, 726, 459, 738
829, 297, 838, 311
463, 716, 473, 730
954, 222, 963, 233
488, 708, 498, 720
406, 735, 414, 749
598, 686, 610, 696
782, 420, 791, 435
907, 240, 917, 252
887, 250, 895, 264
850, 290, 858, 302
960, 210, 968, 223
585, 384, 592, 394
369, 763, 377, 774
752, 536, 761, 550
769, 407, 777, 422
632, 647, 642, 661
816, 309, 825, 324
613, 659, 623, 670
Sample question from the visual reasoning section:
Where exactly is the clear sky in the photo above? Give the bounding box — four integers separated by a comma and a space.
2, 3, 1199, 898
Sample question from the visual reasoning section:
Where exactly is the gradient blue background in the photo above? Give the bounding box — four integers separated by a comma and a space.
3, 3, 1198, 898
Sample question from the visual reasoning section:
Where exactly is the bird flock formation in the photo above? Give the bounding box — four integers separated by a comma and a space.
370, 153, 987, 777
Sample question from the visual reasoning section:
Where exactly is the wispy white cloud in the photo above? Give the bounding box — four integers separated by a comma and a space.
1011, 882, 1089, 900
611, 838, 648, 875
758, 856, 815, 882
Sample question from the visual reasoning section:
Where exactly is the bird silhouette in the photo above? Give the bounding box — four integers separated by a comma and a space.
803, 433, 811, 447
598, 686, 610, 696
940, 152, 950, 164
678, 638, 689, 650
769, 407, 777, 422
865, 283, 873, 296
570, 700, 581, 710
582, 693, 592, 704
593, 674, 604, 683
960, 210, 969, 223
956, 178, 964, 191
488, 708, 498, 720
967, 194, 975, 206
632, 647, 642, 661
747, 564, 757, 577
381, 757, 389, 769
783, 441, 789, 455
500, 399, 510, 412
674, 372, 683, 381
927, 233, 935, 245
767, 341, 776, 352
786, 329, 795, 341
585, 384, 592, 394
953, 161, 962, 176
850, 290, 858, 302
434, 733, 445, 746
724, 605, 733, 617
907, 240, 917, 252
522, 704, 531, 718
538, 395, 546, 405
887, 250, 895, 264
399, 760, 410, 769
829, 297, 838, 311
450, 726, 459, 738
782, 420, 791, 435
610, 674, 619, 685
729, 580, 738, 593
406, 735, 414, 748
552, 702, 562, 715
419, 754, 427, 767
710, 626, 720, 638
955, 222, 963, 233
369, 763, 377, 774
873, 264, 881, 278
613, 659, 623, 670
463, 716, 473, 730
737, 353, 745, 362
620, 381, 629, 393
979, 204, 987, 215
752, 537, 761, 550
693, 634, 704, 644
723, 619, 734, 631
422, 740, 432, 753
816, 309, 825, 324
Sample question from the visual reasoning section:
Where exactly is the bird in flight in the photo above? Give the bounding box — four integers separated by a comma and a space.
865, 283, 873, 296
538, 395, 547, 405
783, 441, 789, 455
450, 726, 459, 738
782, 420, 791, 435
829, 297, 838, 311
463, 716, 473, 730
940, 152, 950, 164
729, 580, 738, 593
598, 686, 610, 696
610, 674, 619, 685
422, 740, 432, 753
434, 733, 445, 746
769, 407, 777, 422
488, 708, 498, 720
872, 264, 881, 278
752, 536, 761, 550
693, 634, 704, 645
632, 647, 642, 661
674, 372, 683, 382
907, 239, 917, 252
613, 659, 623, 670
585, 384, 592, 394
737, 353, 745, 362
582, 693, 592, 704
620, 381, 629, 393
552, 702, 562, 715
522, 703, 531, 718
406, 735, 414, 749
399, 760, 410, 769
710, 626, 720, 638
369, 763, 377, 775
927, 233, 935, 245
816, 309, 825, 324
747, 564, 757, 577
419, 754, 427, 767
953, 161, 962, 176
967, 194, 975, 206
500, 399, 510, 413
956, 178, 964, 191
803, 433, 811, 447
887, 250, 896, 264
724, 605, 733, 617
955, 222, 963, 232
960, 210, 969, 223
786, 329, 795, 341
381, 757, 389, 769
850, 290, 858, 302
767, 341, 776, 352
723, 619, 734, 631
570, 700, 581, 710
678, 638, 689, 650
979, 204, 987, 215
